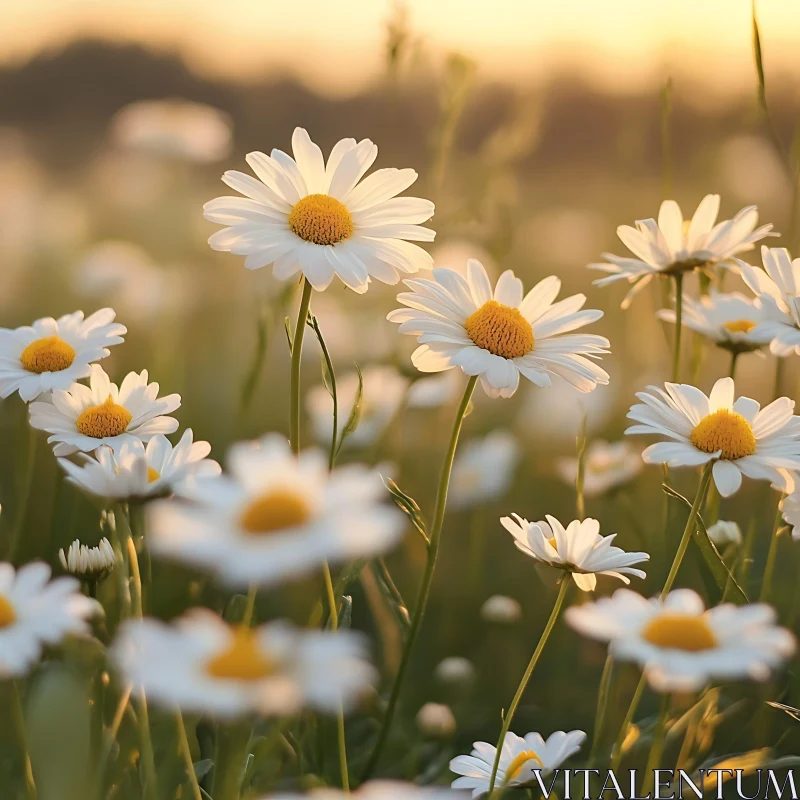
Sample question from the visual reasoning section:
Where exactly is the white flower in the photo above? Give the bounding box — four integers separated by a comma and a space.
204, 127, 435, 292
58, 430, 220, 501
706, 520, 743, 547
450, 431, 520, 509
307, 365, 408, 449
501, 515, 649, 592
566, 588, 795, 692
450, 729, 586, 797
480, 595, 521, 624
656, 291, 782, 353
0, 562, 99, 677
111, 610, 374, 717
112, 99, 232, 162
626, 376, 800, 497
29, 364, 180, 457
435, 657, 476, 685
59, 538, 116, 579
590, 195, 776, 307
781, 491, 800, 542
262, 782, 461, 799
417, 702, 457, 737
556, 439, 642, 496
406, 371, 462, 409
0, 309, 126, 402
147, 434, 403, 588
389, 259, 609, 398
740, 246, 800, 356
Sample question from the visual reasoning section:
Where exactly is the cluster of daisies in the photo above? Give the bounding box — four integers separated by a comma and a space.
3, 127, 800, 799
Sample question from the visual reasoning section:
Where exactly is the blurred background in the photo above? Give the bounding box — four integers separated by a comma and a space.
2, 0, 800, 788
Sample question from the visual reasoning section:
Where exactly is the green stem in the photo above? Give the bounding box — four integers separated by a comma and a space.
242, 584, 257, 627
610, 675, 647, 771
290, 279, 313, 455
487, 578, 570, 797
759, 496, 785, 603
774, 357, 785, 400
11, 682, 36, 799
361, 375, 478, 780
640, 694, 670, 797
729, 350, 739, 382
212, 723, 251, 800
576, 415, 588, 520
672, 273, 683, 383
94, 684, 133, 794
9, 425, 37, 561
176, 712, 203, 800
588, 655, 614, 766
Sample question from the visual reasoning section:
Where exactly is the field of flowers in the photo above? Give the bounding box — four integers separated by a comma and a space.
2, 6, 800, 800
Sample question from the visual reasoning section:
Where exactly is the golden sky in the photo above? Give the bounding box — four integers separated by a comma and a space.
3, 0, 800, 96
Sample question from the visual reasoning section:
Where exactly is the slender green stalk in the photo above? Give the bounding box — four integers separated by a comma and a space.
672, 273, 684, 383
242, 584, 258, 627
11, 682, 36, 799
576, 415, 588, 520
588, 655, 614, 766
94, 684, 133, 793
729, 350, 739, 382
213, 723, 251, 800
773, 357, 785, 400
290, 279, 313, 455
9, 424, 37, 561
639, 694, 671, 797
487, 579, 570, 797
361, 375, 478, 780
759, 497, 785, 603
176, 712, 203, 800
610, 675, 647, 771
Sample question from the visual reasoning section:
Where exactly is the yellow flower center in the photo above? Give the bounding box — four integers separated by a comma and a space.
504, 750, 543, 783
642, 613, 717, 652
0, 595, 16, 628
205, 627, 276, 681
147, 467, 160, 483
723, 319, 756, 334
20, 335, 76, 374
464, 300, 534, 359
76, 396, 133, 439
689, 409, 756, 460
288, 193, 354, 246
239, 489, 311, 535
547, 536, 558, 551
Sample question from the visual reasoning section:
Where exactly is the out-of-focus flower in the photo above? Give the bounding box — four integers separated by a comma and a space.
263, 783, 460, 799
449, 431, 520, 509
706, 520, 742, 547
480, 595, 521, 624
566, 588, 795, 692
58, 430, 220, 501
112, 610, 375, 717
390, 260, 609, 399
435, 656, 476, 685
780, 491, 800, 542
556, 440, 642, 496
416, 702, 456, 737
0, 309, 126, 403
307, 366, 408, 449
29, 364, 180, 457
0, 562, 99, 676
59, 538, 115, 580
720, 135, 788, 206
204, 127, 434, 291
740, 246, 800, 356
626, 377, 800, 497
147, 434, 403, 588
111, 99, 232, 162
501, 515, 649, 592
590, 195, 776, 308
407, 371, 462, 409
450, 730, 586, 796
657, 291, 782, 354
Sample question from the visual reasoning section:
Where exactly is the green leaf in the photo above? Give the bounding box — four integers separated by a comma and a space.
337, 364, 363, 454
663, 484, 749, 604
382, 476, 430, 546
371, 558, 410, 636
306, 313, 339, 469
767, 701, 800, 723
284, 316, 293, 355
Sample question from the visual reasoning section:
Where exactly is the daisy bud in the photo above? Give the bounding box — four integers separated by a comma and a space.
706, 520, 742, 547
434, 656, 476, 685
416, 702, 456, 738
59, 538, 116, 582
480, 595, 521, 624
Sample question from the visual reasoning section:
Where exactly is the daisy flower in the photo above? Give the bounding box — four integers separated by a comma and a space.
262, 783, 460, 799
450, 730, 586, 797
480, 595, 522, 624
565, 588, 795, 692
417, 702, 457, 738
388, 259, 609, 399
147, 434, 403, 587
111, 610, 375, 717
626, 376, 800, 497
29, 364, 181, 457
739, 246, 800, 356
0, 308, 126, 402
656, 291, 782, 354
706, 520, 743, 547
556, 439, 642, 496
500, 514, 649, 591
449, 431, 520, 509
204, 127, 435, 292
589, 195, 775, 307
0, 562, 99, 677
59, 537, 116, 581
780, 490, 800, 542
57, 429, 220, 501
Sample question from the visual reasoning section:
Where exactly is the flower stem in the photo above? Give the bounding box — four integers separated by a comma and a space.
774, 356, 785, 400
9, 424, 37, 561
576, 414, 588, 520
486, 578, 570, 797
729, 350, 739, 381
361, 374, 478, 781
11, 682, 36, 799
759, 496, 785, 603
672, 273, 683, 383
639, 693, 670, 797
176, 711, 203, 800
290, 278, 313, 455
242, 584, 258, 627
588, 654, 614, 766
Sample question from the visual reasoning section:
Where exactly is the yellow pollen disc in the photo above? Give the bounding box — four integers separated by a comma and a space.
464, 300, 534, 359
0, 595, 16, 628
147, 467, 160, 483
547, 536, 558, 551
504, 750, 543, 783
205, 627, 275, 681
642, 613, 717, 652
76, 396, 133, 439
723, 319, 757, 334
288, 193, 354, 246
689, 409, 756, 460
239, 489, 311, 535
20, 335, 76, 374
